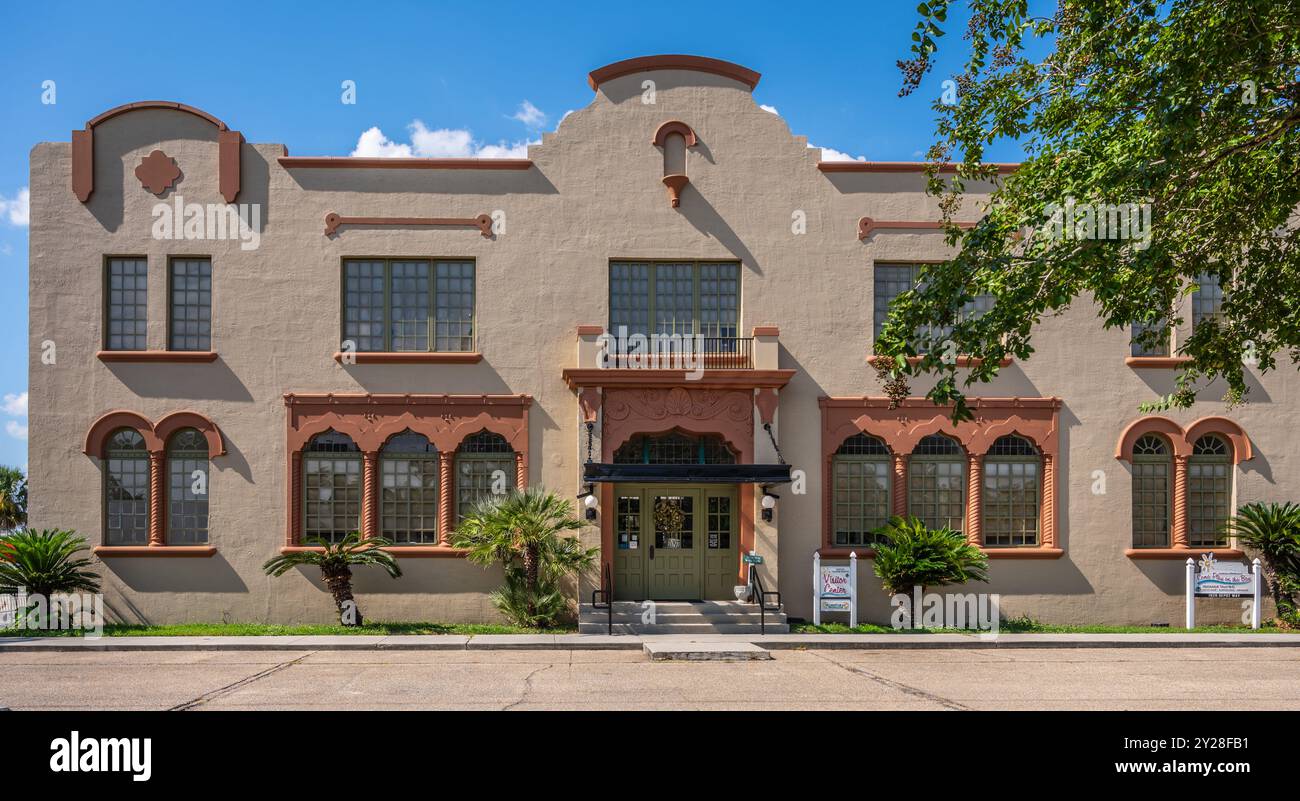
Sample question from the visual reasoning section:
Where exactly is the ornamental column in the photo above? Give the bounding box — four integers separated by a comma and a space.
892, 453, 908, 518
965, 455, 983, 547
439, 451, 455, 545
148, 450, 165, 546
515, 451, 527, 490
288, 451, 302, 546
362, 451, 379, 539
1040, 453, 1056, 548
1172, 454, 1189, 548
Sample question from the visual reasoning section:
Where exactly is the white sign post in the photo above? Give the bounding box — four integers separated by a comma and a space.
1185, 558, 1195, 630
812, 551, 821, 627
813, 550, 856, 626
1187, 553, 1260, 630
849, 551, 858, 629
1252, 558, 1262, 630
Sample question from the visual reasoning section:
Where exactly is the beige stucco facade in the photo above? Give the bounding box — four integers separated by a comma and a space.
27, 56, 1287, 626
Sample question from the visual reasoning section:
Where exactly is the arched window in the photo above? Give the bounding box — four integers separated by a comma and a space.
104, 429, 149, 545
380, 431, 439, 544
457, 431, 516, 521
613, 432, 736, 464
303, 430, 362, 544
909, 434, 964, 531
832, 433, 891, 546
167, 428, 209, 545
1189, 434, 1231, 547
983, 435, 1041, 547
1131, 434, 1171, 548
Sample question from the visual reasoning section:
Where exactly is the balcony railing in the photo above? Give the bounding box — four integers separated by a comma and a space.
603, 336, 754, 370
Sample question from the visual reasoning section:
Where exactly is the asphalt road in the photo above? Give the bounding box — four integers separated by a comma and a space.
2, 647, 1298, 710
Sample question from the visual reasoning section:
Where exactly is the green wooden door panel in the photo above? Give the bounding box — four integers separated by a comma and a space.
702, 489, 739, 600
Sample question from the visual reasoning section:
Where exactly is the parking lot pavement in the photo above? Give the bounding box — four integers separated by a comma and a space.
2, 647, 1298, 710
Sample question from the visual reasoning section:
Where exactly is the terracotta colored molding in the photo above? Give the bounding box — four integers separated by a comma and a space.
755, 388, 779, 426
83, 408, 224, 458
324, 213, 493, 238
135, 150, 182, 195
332, 351, 483, 364
562, 368, 795, 390
868, 354, 1012, 368
1041, 453, 1057, 549
1125, 547, 1245, 560
73, 101, 241, 203
278, 546, 469, 559
751, 325, 780, 337
97, 350, 219, 363
652, 120, 698, 148
1125, 356, 1193, 368
284, 392, 533, 408
438, 452, 455, 545
858, 217, 977, 240
576, 325, 605, 336
577, 387, 601, 424
1172, 455, 1190, 548
965, 455, 983, 547
362, 451, 379, 539
1114, 415, 1253, 464
279, 157, 532, 170
820, 161, 1019, 174
981, 548, 1065, 559
891, 454, 908, 518
588, 55, 761, 91
148, 452, 165, 546
662, 174, 689, 208
93, 546, 218, 558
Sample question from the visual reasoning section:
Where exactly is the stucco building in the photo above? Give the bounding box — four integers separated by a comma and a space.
27, 55, 1282, 626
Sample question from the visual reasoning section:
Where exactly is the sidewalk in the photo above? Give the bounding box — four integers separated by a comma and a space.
1, 632, 1297, 652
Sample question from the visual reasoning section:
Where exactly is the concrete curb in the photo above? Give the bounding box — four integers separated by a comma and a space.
1, 632, 1298, 652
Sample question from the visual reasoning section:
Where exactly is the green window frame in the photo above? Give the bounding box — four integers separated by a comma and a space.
707, 495, 732, 550
908, 434, 965, 532
616, 495, 641, 550
105, 257, 148, 351
105, 428, 149, 545
832, 433, 892, 547
982, 435, 1040, 547
612, 432, 737, 465
169, 258, 212, 351
380, 431, 439, 545
1131, 434, 1172, 548
1192, 273, 1224, 331
608, 261, 740, 344
303, 431, 362, 544
1188, 435, 1231, 547
1130, 321, 1170, 357
167, 428, 210, 545
873, 263, 994, 350
456, 431, 516, 522
342, 259, 475, 353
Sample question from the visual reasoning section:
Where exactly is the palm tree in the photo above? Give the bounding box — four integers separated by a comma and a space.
0, 466, 27, 532
0, 528, 101, 599
452, 487, 598, 627
262, 532, 402, 626
1226, 502, 1300, 620
871, 516, 990, 596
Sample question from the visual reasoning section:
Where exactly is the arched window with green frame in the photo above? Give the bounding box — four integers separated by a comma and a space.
612, 432, 737, 465
167, 428, 210, 545
380, 430, 439, 544
104, 428, 149, 545
303, 430, 362, 544
983, 435, 1041, 547
456, 430, 516, 521
1188, 434, 1231, 547
908, 434, 965, 532
1131, 434, 1172, 548
832, 433, 891, 546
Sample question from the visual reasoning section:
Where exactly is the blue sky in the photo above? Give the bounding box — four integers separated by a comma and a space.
0, 0, 1032, 472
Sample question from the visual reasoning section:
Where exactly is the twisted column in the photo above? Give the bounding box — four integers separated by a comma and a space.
1173, 455, 1189, 548
288, 452, 302, 546
362, 451, 379, 539
1040, 453, 1056, 548
515, 451, 527, 490
439, 451, 455, 545
966, 455, 983, 547
892, 453, 908, 518
148, 451, 165, 546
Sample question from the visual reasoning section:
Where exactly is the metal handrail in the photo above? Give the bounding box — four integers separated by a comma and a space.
589, 561, 613, 635
605, 335, 753, 369
748, 564, 782, 635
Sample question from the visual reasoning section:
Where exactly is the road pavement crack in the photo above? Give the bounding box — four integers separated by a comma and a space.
810, 652, 972, 711
168, 653, 313, 711
501, 663, 553, 711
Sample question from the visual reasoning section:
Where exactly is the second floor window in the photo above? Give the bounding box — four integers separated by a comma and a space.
343, 259, 475, 353
609, 261, 739, 343
170, 258, 212, 351
106, 257, 148, 351
873, 263, 993, 350
1192, 273, 1224, 331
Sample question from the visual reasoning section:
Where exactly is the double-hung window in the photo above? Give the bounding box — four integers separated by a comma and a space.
106, 258, 149, 351
343, 259, 475, 353
608, 261, 740, 349
169, 258, 212, 351
873, 263, 993, 350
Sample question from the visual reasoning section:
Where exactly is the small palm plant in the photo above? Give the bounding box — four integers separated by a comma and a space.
262, 532, 402, 626
871, 515, 990, 596
0, 466, 27, 532
452, 487, 598, 628
0, 528, 101, 599
1226, 502, 1300, 622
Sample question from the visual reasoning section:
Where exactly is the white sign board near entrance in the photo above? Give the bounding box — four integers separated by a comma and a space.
812, 552, 858, 627
1194, 553, 1255, 597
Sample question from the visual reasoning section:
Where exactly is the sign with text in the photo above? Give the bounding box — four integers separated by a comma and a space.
1194, 553, 1255, 598
820, 564, 851, 611
743, 553, 764, 565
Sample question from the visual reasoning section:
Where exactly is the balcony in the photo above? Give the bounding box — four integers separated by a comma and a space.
562, 325, 792, 390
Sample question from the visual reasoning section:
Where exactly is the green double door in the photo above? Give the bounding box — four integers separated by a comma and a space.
612, 485, 739, 601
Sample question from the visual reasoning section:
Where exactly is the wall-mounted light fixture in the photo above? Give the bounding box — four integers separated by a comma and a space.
578, 484, 598, 521
760, 486, 779, 522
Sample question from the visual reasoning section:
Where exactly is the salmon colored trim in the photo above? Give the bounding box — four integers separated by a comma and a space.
588, 55, 761, 91
277, 546, 470, 558
333, 352, 483, 364
1125, 548, 1245, 560
562, 368, 795, 390
93, 546, 217, 557
278, 157, 532, 170
859, 217, 977, 240
869, 355, 1012, 368
97, 351, 219, 363
324, 213, 493, 237
982, 547, 1065, 559
1125, 356, 1193, 368
1114, 415, 1252, 464
662, 174, 689, 208
751, 325, 780, 337
820, 161, 1019, 174
819, 397, 1061, 553
86, 101, 230, 130
652, 120, 698, 148
283, 393, 531, 546
83, 409, 223, 458
576, 325, 605, 336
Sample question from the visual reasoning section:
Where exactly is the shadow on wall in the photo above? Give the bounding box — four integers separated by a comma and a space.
100, 553, 248, 594
103, 358, 253, 402
287, 559, 506, 595
676, 184, 760, 272
1133, 367, 1273, 404
281, 167, 558, 197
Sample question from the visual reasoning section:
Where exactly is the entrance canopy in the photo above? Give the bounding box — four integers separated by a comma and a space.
584, 462, 791, 484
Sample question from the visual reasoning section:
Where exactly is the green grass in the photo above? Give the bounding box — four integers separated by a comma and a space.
792, 616, 1298, 635
0, 621, 576, 637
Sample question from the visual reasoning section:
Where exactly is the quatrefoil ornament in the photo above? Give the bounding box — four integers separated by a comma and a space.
135, 149, 181, 195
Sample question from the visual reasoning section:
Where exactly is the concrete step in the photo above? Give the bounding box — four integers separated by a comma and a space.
579, 622, 790, 634
579, 601, 788, 634
643, 640, 772, 661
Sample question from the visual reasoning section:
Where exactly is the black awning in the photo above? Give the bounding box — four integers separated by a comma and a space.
583, 462, 792, 484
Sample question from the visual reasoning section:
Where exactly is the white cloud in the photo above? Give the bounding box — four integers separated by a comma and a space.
760, 104, 780, 115
0, 242, 11, 256
511, 100, 547, 128
1, 392, 27, 416
4, 421, 26, 441
0, 187, 29, 226
352, 120, 536, 159
813, 144, 867, 162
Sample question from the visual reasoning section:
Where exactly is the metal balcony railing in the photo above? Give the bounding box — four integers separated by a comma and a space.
604, 335, 753, 369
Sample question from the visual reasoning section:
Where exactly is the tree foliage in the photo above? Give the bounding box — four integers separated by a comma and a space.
882, 0, 1300, 420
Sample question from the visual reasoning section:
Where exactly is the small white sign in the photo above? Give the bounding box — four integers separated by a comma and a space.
812, 553, 858, 627
1194, 553, 1255, 598
820, 565, 851, 598
819, 597, 852, 613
